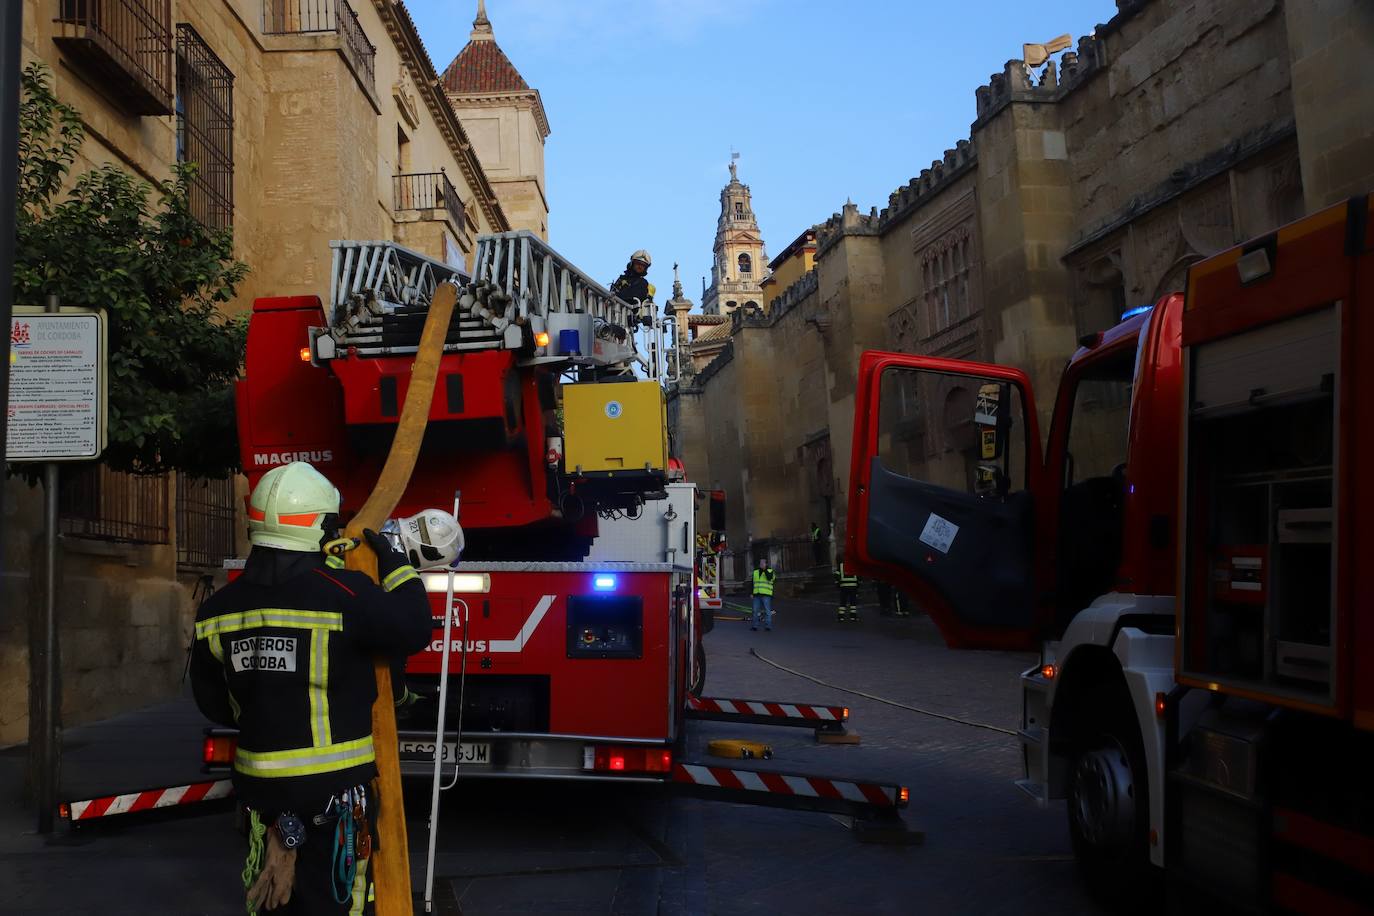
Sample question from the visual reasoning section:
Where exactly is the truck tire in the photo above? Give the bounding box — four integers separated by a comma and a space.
1065, 705, 1159, 911
690, 642, 707, 696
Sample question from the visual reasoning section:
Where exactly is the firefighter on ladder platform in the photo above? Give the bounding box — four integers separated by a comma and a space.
190, 462, 432, 914
609, 250, 655, 306
836, 561, 860, 622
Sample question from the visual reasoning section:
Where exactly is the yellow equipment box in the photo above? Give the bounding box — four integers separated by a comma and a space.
562, 380, 668, 475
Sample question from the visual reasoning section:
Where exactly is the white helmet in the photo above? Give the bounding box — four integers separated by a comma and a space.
630, 249, 652, 267
392, 509, 465, 569
248, 462, 340, 552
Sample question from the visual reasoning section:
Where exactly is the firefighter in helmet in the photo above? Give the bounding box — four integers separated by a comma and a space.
836, 560, 860, 622
190, 461, 437, 914
609, 249, 655, 306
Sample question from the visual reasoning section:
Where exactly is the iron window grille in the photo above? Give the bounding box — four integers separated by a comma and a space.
394, 171, 467, 234
176, 475, 238, 568
53, 0, 174, 115
262, 0, 376, 89
176, 24, 234, 233
59, 464, 170, 544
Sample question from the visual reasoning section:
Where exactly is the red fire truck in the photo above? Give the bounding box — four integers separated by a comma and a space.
845, 197, 1374, 910
216, 233, 910, 833
235, 234, 703, 782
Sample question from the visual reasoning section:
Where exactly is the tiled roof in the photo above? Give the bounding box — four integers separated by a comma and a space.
440, 40, 529, 94
693, 322, 733, 343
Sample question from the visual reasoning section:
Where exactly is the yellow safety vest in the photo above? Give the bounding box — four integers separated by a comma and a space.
752, 568, 775, 596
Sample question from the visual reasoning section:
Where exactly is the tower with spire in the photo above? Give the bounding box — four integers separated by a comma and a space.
441, 1, 551, 238
701, 158, 769, 316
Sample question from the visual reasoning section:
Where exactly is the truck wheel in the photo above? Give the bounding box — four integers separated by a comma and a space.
1066, 712, 1158, 909
690, 642, 707, 696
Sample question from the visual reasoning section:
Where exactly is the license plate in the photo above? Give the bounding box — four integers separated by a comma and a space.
398, 740, 490, 764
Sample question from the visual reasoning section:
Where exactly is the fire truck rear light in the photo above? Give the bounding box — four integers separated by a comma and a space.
588, 745, 673, 774
898, 786, 910, 807
1236, 247, 1272, 284
59, 803, 71, 820
422, 572, 491, 594
299, 347, 311, 362
204, 735, 237, 765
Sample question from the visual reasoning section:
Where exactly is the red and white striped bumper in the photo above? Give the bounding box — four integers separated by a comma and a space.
672, 762, 906, 811
65, 779, 233, 821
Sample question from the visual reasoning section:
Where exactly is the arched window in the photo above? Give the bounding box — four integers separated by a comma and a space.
738, 253, 752, 275
734, 202, 744, 219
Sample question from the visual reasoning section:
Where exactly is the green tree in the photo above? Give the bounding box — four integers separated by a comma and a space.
13, 62, 248, 479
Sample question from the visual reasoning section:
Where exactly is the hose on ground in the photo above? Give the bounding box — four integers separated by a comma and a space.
749, 648, 1018, 737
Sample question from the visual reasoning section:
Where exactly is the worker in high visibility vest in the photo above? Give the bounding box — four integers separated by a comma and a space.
835, 561, 860, 622
190, 462, 432, 914
751, 557, 776, 631
810, 522, 825, 566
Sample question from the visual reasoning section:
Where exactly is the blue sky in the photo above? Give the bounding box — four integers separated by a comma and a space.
404, 0, 1115, 307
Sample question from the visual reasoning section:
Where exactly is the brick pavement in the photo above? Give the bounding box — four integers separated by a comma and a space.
690, 594, 1106, 915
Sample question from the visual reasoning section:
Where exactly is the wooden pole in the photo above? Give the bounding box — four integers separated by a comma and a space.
342, 281, 458, 916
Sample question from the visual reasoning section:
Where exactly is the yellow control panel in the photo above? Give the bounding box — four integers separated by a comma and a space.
562, 380, 668, 475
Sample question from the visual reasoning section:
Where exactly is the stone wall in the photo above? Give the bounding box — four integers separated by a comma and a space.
1284, 0, 1374, 209
4, 0, 509, 746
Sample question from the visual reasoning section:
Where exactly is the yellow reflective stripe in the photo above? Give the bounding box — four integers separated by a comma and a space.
382, 565, 418, 592
208, 634, 225, 663
227, 689, 241, 723
196, 609, 344, 638
325, 555, 346, 569
233, 736, 374, 778
309, 631, 331, 747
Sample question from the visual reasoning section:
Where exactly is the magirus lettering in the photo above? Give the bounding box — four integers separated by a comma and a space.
428, 639, 487, 653
252, 450, 334, 467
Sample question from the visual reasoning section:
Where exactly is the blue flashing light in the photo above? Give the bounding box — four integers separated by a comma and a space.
1120, 304, 1154, 320
593, 575, 617, 591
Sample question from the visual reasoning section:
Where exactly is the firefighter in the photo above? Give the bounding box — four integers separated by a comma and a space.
835, 561, 859, 622
751, 556, 776, 631
190, 461, 432, 915
609, 250, 655, 306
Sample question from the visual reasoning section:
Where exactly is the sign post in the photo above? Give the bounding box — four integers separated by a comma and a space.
7, 296, 108, 832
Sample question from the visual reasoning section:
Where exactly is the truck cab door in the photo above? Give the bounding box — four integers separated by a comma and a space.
846, 352, 1045, 649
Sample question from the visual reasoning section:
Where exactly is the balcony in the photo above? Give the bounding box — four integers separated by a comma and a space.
394, 171, 467, 234
53, 0, 174, 116
263, 0, 376, 89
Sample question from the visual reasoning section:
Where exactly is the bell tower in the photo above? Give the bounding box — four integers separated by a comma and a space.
701, 159, 768, 316
441, 1, 551, 238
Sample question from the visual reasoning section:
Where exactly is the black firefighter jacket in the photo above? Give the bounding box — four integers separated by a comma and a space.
190, 548, 430, 815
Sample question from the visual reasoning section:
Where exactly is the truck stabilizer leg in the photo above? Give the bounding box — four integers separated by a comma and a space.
685, 694, 858, 743
670, 762, 918, 843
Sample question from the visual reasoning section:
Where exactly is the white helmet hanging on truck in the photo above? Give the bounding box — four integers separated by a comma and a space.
385, 509, 465, 569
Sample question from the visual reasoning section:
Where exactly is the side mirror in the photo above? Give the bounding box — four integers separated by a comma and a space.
709, 489, 727, 532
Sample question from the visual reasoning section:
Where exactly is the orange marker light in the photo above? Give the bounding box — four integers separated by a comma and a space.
59, 802, 71, 820
535, 331, 550, 348
1040, 663, 1056, 680
299, 347, 311, 362
898, 786, 910, 807
1155, 692, 1167, 719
